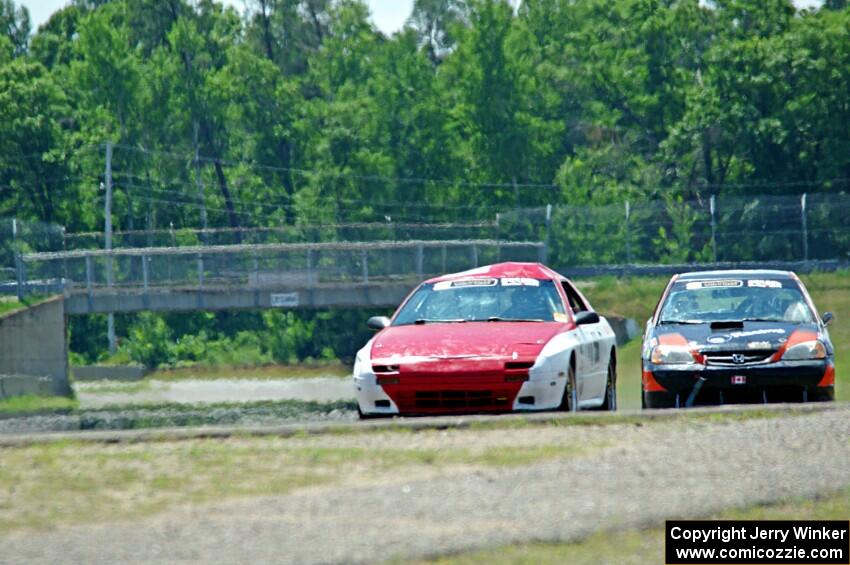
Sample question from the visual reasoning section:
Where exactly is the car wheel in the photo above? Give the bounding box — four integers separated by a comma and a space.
597, 357, 617, 411
559, 361, 579, 412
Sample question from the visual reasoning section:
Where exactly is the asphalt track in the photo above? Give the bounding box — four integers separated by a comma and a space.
3, 403, 850, 564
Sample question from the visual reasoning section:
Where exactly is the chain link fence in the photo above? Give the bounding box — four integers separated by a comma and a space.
60, 221, 499, 250
4, 191, 850, 300
498, 192, 850, 267
20, 240, 545, 297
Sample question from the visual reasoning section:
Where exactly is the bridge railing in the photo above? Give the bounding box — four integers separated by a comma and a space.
19, 239, 545, 296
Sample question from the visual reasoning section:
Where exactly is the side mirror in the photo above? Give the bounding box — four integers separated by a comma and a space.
367, 316, 391, 331
574, 311, 600, 326
822, 312, 834, 326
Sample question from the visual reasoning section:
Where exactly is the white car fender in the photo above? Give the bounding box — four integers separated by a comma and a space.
512, 329, 583, 410
352, 338, 400, 415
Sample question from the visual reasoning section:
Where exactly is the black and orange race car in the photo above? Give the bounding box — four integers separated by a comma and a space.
641, 270, 835, 408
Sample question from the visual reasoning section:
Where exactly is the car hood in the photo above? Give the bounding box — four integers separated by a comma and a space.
654, 320, 821, 351
370, 322, 566, 363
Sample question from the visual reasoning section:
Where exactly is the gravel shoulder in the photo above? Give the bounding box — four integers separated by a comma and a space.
3, 405, 850, 564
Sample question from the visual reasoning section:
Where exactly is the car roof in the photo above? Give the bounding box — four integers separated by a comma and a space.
424, 262, 564, 284
675, 269, 796, 281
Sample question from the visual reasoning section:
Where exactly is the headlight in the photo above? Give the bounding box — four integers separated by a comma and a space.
782, 340, 826, 361
650, 344, 696, 365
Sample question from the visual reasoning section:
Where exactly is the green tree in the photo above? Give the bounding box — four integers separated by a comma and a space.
0, 0, 29, 57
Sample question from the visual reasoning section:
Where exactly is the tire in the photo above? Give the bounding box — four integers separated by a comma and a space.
809, 386, 835, 402
596, 355, 617, 411
559, 359, 579, 412
643, 391, 678, 409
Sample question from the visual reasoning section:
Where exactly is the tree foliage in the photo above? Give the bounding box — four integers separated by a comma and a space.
0, 0, 847, 229
3, 0, 850, 362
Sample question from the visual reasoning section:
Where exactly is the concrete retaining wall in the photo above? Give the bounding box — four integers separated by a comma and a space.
606, 316, 641, 346
73, 365, 148, 382
0, 297, 71, 399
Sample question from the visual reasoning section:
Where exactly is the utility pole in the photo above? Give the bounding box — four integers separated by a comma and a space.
624, 201, 633, 266
710, 194, 718, 263
105, 141, 116, 354
194, 122, 208, 244
801, 193, 809, 262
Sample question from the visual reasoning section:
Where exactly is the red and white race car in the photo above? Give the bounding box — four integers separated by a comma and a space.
353, 262, 618, 417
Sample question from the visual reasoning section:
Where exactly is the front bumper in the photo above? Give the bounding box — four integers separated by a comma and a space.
354, 370, 566, 416
642, 359, 834, 407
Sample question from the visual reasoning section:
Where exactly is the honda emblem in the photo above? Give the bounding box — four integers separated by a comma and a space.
732, 353, 746, 364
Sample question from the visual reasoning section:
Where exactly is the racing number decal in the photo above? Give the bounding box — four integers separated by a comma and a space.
589, 327, 602, 365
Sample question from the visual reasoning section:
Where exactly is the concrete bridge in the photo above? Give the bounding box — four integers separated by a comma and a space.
18, 239, 546, 315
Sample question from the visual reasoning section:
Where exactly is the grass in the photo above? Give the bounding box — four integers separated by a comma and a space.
574, 275, 669, 323
417, 486, 850, 565
798, 271, 850, 401
0, 395, 77, 414
0, 434, 593, 532
0, 294, 53, 317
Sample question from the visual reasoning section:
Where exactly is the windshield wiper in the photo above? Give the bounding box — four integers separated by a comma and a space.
482, 317, 544, 322
659, 319, 704, 325
413, 318, 466, 324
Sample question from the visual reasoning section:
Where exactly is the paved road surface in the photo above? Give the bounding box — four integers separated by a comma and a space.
4, 406, 850, 564
76, 376, 354, 408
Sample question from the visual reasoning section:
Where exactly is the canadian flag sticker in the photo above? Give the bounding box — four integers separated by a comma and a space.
731, 375, 746, 385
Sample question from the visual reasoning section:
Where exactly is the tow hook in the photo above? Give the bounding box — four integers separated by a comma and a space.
685, 376, 707, 408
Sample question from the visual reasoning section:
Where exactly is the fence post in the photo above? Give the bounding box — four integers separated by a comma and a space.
142, 254, 150, 310
710, 195, 718, 263
306, 249, 314, 286
361, 249, 369, 283
252, 252, 260, 307
471, 244, 478, 267
105, 141, 116, 354
801, 193, 809, 262
197, 253, 205, 308
624, 201, 633, 266
415, 243, 424, 278
167, 221, 175, 282
14, 251, 24, 301
495, 213, 501, 262
85, 254, 94, 312
543, 204, 552, 264
12, 218, 23, 300
61, 226, 69, 289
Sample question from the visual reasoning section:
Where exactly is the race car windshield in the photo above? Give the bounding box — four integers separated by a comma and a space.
659, 279, 816, 324
393, 278, 567, 325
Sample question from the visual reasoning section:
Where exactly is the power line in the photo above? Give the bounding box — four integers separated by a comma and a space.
109, 143, 562, 190
115, 178, 521, 211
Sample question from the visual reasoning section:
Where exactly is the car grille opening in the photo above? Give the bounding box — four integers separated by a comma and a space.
399, 390, 512, 411
702, 349, 775, 366
504, 361, 534, 370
